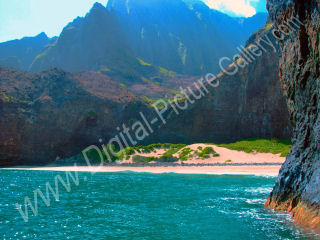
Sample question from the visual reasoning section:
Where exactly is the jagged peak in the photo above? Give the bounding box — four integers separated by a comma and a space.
86, 1, 109, 18
36, 32, 48, 39
91, 2, 107, 11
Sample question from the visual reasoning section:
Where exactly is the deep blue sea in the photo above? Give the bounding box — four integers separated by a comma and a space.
0, 170, 319, 240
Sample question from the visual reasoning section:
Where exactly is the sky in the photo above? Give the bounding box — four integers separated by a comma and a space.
0, 0, 267, 43
206, 0, 267, 17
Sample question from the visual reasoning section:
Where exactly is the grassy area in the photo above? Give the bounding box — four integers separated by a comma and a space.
82, 139, 291, 163
159, 67, 175, 78
195, 147, 220, 159
117, 143, 186, 160
0, 92, 10, 102
219, 138, 291, 157
161, 144, 187, 158
179, 148, 193, 161
137, 58, 152, 66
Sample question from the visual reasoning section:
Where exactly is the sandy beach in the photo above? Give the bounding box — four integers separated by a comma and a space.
6, 145, 286, 176
19, 165, 282, 176
6, 144, 285, 176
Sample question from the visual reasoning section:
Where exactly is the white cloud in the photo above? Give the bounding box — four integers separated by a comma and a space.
205, 0, 258, 17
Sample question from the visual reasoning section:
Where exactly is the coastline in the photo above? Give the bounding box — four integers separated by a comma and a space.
4, 164, 282, 176
2, 145, 287, 177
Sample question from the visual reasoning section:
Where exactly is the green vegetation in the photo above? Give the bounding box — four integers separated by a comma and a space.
87, 110, 96, 116
82, 139, 291, 164
162, 144, 187, 158
264, 23, 274, 31
0, 92, 31, 104
168, 89, 181, 95
0, 92, 10, 102
118, 147, 136, 160
132, 155, 155, 163
143, 95, 188, 109
120, 83, 126, 88
143, 96, 154, 105
137, 58, 152, 66
179, 148, 193, 161
35, 49, 49, 61
116, 143, 186, 160
196, 147, 219, 159
159, 67, 175, 78
219, 138, 292, 157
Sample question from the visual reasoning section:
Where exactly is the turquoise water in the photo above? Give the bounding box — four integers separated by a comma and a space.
0, 170, 318, 240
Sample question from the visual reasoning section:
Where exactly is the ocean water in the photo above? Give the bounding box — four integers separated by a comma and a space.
0, 170, 318, 240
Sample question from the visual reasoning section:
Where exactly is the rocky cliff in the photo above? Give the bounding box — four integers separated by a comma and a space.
29, 1, 266, 76
0, 67, 151, 166
150, 24, 291, 143
0, 20, 292, 166
0, 1, 292, 166
107, 0, 267, 75
265, 0, 320, 232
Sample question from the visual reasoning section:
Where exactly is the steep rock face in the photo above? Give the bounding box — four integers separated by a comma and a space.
0, 2, 292, 166
30, 1, 267, 76
151, 25, 291, 143
265, 0, 320, 232
28, 3, 199, 99
0, 67, 151, 166
0, 21, 292, 166
30, 3, 135, 73
107, 0, 267, 75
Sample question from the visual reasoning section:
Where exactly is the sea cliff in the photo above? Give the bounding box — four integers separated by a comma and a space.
265, 0, 320, 232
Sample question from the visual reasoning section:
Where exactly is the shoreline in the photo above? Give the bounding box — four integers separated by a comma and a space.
2, 164, 282, 177
1, 145, 287, 177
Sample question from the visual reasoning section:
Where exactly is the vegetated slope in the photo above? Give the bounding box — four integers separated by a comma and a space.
265, 0, 320, 232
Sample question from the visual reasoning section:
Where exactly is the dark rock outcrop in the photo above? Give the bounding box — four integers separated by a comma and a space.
150, 24, 291, 143
265, 0, 320, 232
0, 67, 151, 166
